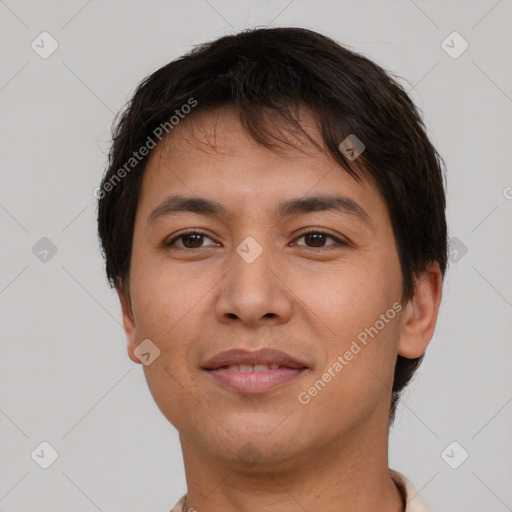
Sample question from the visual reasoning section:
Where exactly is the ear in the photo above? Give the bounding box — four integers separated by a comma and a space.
115, 281, 142, 364
397, 261, 443, 359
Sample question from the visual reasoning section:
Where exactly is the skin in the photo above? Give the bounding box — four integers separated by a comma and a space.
116, 106, 443, 512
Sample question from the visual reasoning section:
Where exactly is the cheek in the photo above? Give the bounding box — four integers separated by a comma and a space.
130, 256, 208, 337
301, 255, 401, 338
298, 252, 403, 393
298, 304, 402, 434
130, 265, 209, 429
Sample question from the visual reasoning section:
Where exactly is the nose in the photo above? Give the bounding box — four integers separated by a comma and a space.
214, 239, 293, 328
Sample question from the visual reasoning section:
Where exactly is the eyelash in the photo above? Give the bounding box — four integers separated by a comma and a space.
163, 228, 347, 251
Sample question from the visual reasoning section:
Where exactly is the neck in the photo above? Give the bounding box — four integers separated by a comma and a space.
178, 416, 404, 512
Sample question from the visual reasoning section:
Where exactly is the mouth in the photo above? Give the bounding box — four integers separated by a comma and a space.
201, 348, 309, 394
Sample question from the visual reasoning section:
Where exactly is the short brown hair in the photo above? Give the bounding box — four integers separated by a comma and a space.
97, 27, 448, 426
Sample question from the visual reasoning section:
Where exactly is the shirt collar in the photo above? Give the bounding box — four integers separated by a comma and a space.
390, 469, 432, 512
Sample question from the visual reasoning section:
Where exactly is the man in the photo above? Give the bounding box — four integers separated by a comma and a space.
97, 27, 447, 511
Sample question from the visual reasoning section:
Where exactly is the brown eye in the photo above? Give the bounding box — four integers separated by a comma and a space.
180, 233, 205, 248
165, 231, 217, 249
303, 232, 329, 247
295, 230, 343, 249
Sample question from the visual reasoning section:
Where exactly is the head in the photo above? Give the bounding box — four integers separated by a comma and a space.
97, 27, 447, 466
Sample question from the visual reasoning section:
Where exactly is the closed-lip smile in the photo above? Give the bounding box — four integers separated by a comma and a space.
202, 348, 309, 393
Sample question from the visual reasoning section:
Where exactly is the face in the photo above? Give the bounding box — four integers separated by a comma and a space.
118, 106, 410, 471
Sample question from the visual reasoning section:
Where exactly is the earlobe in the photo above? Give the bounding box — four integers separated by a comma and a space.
115, 282, 142, 365
397, 262, 443, 359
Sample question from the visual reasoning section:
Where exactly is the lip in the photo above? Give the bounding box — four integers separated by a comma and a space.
202, 348, 309, 394
202, 348, 307, 370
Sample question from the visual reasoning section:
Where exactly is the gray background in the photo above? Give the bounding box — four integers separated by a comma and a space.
1, 0, 511, 510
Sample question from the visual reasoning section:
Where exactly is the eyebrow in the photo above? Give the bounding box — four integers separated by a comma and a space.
147, 194, 373, 229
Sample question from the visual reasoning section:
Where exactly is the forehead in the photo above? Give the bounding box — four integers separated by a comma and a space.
138, 106, 386, 224
154, 105, 327, 165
